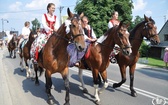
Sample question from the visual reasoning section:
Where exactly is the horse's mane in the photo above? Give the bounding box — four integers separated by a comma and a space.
129, 21, 145, 39
97, 27, 115, 43
130, 17, 155, 40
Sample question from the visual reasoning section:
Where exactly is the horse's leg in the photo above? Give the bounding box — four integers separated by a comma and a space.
13, 49, 16, 58
78, 68, 88, 93
24, 59, 30, 78
61, 67, 70, 105
113, 65, 126, 88
129, 65, 137, 97
92, 69, 101, 104
98, 70, 108, 94
33, 64, 40, 85
45, 70, 54, 105
20, 55, 24, 72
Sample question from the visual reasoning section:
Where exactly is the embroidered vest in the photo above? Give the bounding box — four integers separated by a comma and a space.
42, 14, 56, 35
83, 26, 92, 38
110, 19, 119, 26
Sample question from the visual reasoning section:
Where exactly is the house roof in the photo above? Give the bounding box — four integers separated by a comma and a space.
158, 20, 168, 35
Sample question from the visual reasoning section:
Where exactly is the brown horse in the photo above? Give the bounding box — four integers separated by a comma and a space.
8, 34, 18, 58
33, 8, 85, 105
19, 30, 37, 78
0, 39, 3, 50
77, 20, 132, 104
112, 15, 160, 97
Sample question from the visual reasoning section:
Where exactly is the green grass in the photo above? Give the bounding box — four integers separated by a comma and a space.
138, 57, 165, 68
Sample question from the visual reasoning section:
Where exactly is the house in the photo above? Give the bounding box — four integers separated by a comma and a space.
149, 20, 168, 59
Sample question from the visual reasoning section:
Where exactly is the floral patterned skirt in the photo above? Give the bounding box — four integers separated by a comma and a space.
30, 33, 50, 60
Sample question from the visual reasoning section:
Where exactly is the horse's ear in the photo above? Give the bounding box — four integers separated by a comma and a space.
118, 20, 124, 29
67, 8, 74, 18
144, 14, 149, 22
80, 12, 84, 18
126, 23, 130, 28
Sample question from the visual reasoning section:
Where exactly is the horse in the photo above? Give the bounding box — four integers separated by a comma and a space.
0, 39, 3, 49
19, 30, 37, 78
77, 20, 132, 104
112, 15, 160, 97
33, 8, 85, 105
8, 34, 18, 58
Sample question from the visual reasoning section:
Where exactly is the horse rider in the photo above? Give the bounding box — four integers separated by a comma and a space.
67, 16, 97, 67
108, 11, 120, 63
30, 3, 59, 63
17, 21, 31, 53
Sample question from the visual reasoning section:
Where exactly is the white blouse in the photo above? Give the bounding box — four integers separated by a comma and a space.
21, 27, 30, 39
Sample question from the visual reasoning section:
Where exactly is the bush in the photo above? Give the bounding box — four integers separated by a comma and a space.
139, 40, 150, 57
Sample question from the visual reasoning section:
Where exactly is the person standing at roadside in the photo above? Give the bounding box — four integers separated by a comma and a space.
163, 47, 168, 68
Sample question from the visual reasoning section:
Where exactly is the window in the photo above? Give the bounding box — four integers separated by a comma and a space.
164, 34, 168, 41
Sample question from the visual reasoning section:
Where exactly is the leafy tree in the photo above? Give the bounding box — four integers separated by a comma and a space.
129, 15, 144, 31
31, 18, 41, 31
75, 0, 133, 38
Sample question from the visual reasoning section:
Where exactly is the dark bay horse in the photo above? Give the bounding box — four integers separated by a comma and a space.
77, 21, 132, 103
8, 34, 18, 58
113, 15, 160, 97
0, 39, 3, 49
34, 8, 85, 105
19, 31, 37, 78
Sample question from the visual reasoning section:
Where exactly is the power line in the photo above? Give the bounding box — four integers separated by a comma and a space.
0, 5, 75, 14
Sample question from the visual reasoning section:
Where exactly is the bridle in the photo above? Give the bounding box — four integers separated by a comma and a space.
117, 32, 132, 50
142, 21, 157, 40
56, 16, 84, 43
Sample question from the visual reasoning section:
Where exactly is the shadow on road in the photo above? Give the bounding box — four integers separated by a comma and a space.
22, 78, 60, 105
52, 77, 96, 104
13, 67, 25, 77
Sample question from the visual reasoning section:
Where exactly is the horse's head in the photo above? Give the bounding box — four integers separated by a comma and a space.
12, 34, 18, 45
142, 15, 160, 45
65, 8, 85, 51
114, 21, 132, 55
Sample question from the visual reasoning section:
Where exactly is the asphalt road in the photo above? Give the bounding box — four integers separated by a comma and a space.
0, 47, 168, 105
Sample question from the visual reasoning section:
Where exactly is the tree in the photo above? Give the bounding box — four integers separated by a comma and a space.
129, 15, 144, 30
31, 18, 41, 31
75, 0, 133, 37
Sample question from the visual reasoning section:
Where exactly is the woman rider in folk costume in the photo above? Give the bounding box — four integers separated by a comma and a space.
108, 11, 121, 63
31, 3, 59, 62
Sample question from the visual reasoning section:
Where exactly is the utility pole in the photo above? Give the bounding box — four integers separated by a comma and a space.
1, 18, 9, 37
164, 15, 166, 23
59, 6, 64, 24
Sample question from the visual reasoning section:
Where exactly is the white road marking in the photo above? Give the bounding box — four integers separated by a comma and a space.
70, 67, 168, 102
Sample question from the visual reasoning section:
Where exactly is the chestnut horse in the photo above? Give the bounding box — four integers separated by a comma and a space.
8, 34, 18, 58
33, 8, 85, 105
113, 15, 160, 97
77, 21, 132, 104
19, 30, 37, 78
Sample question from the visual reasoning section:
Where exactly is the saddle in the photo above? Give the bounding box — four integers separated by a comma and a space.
20, 39, 28, 49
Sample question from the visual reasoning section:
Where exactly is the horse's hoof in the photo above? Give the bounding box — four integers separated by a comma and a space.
113, 83, 119, 88
13, 56, 16, 58
35, 81, 40, 86
83, 88, 88, 93
131, 91, 138, 97
47, 97, 55, 105
95, 100, 101, 105
31, 77, 35, 81
20, 69, 24, 72
64, 102, 70, 105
